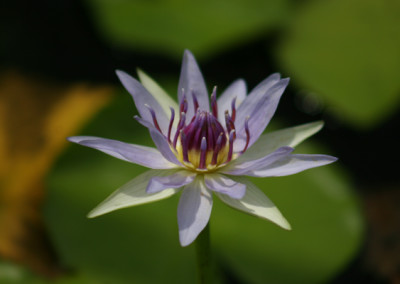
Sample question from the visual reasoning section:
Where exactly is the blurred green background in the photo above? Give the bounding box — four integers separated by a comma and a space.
1, 0, 399, 283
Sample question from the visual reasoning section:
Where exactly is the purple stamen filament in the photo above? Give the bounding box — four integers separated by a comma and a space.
145, 104, 162, 133
167, 107, 175, 143
241, 116, 251, 154
211, 86, 218, 118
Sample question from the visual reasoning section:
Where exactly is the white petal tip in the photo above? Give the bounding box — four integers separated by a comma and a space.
66, 136, 76, 142
87, 210, 100, 218
280, 221, 292, 231
67, 136, 87, 144
179, 238, 193, 247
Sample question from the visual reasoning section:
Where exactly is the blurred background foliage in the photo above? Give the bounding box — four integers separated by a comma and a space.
0, 0, 399, 283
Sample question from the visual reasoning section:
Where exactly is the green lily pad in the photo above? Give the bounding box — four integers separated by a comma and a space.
45, 93, 363, 283
277, 0, 400, 128
84, 0, 289, 58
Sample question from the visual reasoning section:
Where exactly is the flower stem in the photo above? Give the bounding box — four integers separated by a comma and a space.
195, 223, 214, 284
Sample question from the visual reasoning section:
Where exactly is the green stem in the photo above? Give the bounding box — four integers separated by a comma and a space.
195, 223, 214, 284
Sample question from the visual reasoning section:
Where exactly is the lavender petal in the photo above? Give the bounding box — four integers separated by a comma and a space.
222, 146, 294, 176
234, 76, 289, 152
204, 174, 246, 199
146, 170, 196, 194
137, 69, 180, 116
178, 177, 213, 247
116, 70, 170, 133
217, 79, 247, 121
68, 136, 177, 169
148, 128, 182, 166
244, 154, 338, 177
178, 50, 209, 123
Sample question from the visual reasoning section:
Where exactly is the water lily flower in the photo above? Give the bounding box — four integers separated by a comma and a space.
68, 50, 337, 247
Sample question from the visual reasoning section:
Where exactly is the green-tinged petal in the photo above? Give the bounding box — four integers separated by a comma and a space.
88, 169, 180, 218
137, 69, 179, 115
236, 121, 324, 163
216, 176, 291, 230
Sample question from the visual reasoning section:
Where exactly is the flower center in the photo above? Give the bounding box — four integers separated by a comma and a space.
146, 87, 250, 172
176, 110, 230, 170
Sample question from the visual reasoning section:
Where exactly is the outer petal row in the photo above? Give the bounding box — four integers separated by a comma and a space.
178, 177, 213, 247
216, 176, 291, 230
234, 121, 324, 163
244, 154, 338, 177
87, 169, 181, 218
223, 146, 294, 175
67, 136, 177, 169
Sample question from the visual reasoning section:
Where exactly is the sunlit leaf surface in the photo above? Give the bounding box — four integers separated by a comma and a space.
85, 0, 290, 58
278, 0, 400, 128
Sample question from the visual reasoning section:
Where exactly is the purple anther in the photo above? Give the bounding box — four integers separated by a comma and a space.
207, 114, 215, 150
211, 132, 224, 165
225, 111, 235, 137
192, 91, 199, 112
231, 97, 237, 122
167, 107, 175, 143
241, 116, 251, 154
225, 111, 231, 132
192, 114, 206, 150
199, 137, 207, 169
211, 86, 218, 118
145, 104, 162, 133
180, 91, 188, 114
180, 130, 189, 162
173, 112, 186, 148
227, 130, 235, 162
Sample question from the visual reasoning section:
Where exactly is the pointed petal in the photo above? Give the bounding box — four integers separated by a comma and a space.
148, 128, 182, 166
204, 174, 246, 199
147, 170, 196, 193
238, 121, 324, 162
217, 79, 247, 121
68, 136, 177, 169
178, 50, 209, 122
216, 176, 291, 230
137, 69, 179, 115
244, 154, 338, 177
88, 169, 180, 218
178, 177, 213, 246
134, 115, 181, 166
234, 77, 289, 151
235, 73, 280, 125
116, 70, 170, 133
222, 146, 294, 176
